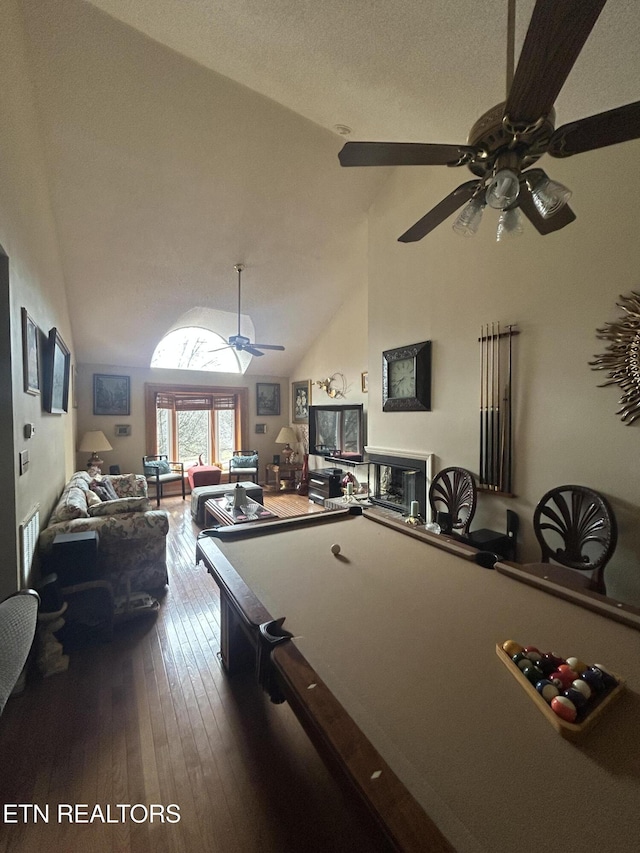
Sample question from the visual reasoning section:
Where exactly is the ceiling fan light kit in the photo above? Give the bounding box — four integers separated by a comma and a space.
338, 0, 640, 243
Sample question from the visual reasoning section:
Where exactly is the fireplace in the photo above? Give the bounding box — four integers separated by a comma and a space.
365, 447, 433, 519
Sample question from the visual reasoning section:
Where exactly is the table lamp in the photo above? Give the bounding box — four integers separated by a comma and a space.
275, 426, 297, 464
78, 430, 113, 470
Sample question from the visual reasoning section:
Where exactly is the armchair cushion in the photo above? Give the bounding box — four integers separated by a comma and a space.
144, 459, 172, 476
231, 454, 258, 468
88, 497, 152, 517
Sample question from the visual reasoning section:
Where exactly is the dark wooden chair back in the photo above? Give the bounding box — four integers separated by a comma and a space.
533, 485, 617, 594
428, 467, 477, 535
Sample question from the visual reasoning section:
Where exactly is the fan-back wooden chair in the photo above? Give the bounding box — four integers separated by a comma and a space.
428, 467, 477, 536
530, 484, 618, 594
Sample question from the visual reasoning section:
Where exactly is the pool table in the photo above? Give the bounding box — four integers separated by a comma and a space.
196, 507, 640, 853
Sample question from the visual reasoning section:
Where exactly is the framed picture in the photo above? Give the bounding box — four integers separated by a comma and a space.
44, 328, 71, 414
361, 371, 369, 393
292, 379, 311, 423
94, 373, 130, 416
21, 308, 40, 395
115, 424, 131, 437
256, 382, 280, 416
255, 423, 267, 434
382, 340, 432, 412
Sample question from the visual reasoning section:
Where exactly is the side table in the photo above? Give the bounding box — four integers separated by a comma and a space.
264, 462, 303, 491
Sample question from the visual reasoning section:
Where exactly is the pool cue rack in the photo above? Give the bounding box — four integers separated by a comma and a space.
478, 324, 518, 495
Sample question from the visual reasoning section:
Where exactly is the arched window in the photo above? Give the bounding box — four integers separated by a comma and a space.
151, 326, 243, 373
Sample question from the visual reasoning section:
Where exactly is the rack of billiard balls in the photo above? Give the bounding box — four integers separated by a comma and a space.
497, 640, 625, 741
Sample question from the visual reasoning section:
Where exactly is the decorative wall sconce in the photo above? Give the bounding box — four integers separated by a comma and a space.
315, 372, 347, 399
589, 290, 640, 424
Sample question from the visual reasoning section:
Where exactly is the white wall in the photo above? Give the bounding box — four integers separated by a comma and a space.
0, 0, 75, 597
366, 142, 640, 604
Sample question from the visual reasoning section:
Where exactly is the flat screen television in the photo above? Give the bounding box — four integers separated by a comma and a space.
308, 403, 365, 462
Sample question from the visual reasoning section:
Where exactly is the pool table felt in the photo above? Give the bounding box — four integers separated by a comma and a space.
206, 511, 640, 853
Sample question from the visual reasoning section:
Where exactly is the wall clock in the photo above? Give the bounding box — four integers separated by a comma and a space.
382, 340, 432, 411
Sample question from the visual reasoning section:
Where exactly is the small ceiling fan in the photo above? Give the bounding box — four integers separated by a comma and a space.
211, 264, 285, 358
338, 0, 640, 241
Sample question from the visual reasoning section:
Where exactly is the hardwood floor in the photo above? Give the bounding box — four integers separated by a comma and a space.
0, 495, 383, 853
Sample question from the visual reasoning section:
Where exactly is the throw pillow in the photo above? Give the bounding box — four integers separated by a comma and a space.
232, 454, 258, 468
144, 459, 172, 476
90, 478, 119, 502
85, 489, 102, 508
88, 496, 152, 516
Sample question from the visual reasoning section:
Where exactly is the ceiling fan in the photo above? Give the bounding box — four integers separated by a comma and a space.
338, 0, 640, 242
211, 264, 285, 358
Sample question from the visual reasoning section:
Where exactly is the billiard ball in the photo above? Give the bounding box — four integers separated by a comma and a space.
502, 640, 524, 657
571, 679, 592, 701
580, 668, 605, 693
330, 543, 341, 555
523, 665, 545, 684
550, 668, 576, 689
591, 664, 617, 689
564, 687, 588, 711
566, 656, 587, 674
551, 695, 578, 723
536, 679, 560, 703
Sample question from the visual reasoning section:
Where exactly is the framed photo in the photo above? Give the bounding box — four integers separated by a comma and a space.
255, 423, 267, 434
382, 340, 432, 412
361, 371, 368, 393
44, 328, 71, 414
256, 382, 280, 416
292, 379, 311, 423
21, 308, 40, 395
115, 424, 131, 437
94, 373, 130, 416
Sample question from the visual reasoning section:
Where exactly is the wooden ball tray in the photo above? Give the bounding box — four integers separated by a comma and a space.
496, 643, 626, 742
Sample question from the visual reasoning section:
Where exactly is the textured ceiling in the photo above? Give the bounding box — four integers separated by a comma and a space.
19, 0, 640, 374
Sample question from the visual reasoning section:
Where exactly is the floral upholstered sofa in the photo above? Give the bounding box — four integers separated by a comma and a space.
39, 471, 169, 596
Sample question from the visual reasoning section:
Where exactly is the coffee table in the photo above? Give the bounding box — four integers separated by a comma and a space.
204, 496, 277, 528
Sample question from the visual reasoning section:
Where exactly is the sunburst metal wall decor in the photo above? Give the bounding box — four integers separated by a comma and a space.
589, 291, 640, 424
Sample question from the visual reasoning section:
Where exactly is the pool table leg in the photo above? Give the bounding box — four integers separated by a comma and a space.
219, 594, 255, 677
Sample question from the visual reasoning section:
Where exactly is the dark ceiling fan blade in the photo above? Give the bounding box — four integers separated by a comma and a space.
339, 141, 475, 168
251, 343, 285, 351
518, 174, 576, 234
548, 100, 640, 157
243, 345, 264, 357
398, 181, 481, 243
207, 344, 233, 353
505, 0, 607, 127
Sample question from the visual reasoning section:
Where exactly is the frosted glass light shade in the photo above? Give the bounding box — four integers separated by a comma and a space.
531, 177, 572, 218
496, 207, 524, 241
486, 169, 520, 210
452, 197, 484, 237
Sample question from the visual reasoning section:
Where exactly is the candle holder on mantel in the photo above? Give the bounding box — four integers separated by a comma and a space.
478, 323, 518, 495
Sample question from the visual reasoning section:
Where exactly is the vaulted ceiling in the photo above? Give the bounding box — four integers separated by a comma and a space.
19, 0, 640, 374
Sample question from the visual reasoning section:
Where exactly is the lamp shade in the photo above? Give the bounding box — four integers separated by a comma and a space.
78, 430, 113, 469
275, 427, 296, 446
78, 430, 113, 453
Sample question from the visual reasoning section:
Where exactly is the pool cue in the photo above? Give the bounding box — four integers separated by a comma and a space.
488, 323, 494, 489
507, 324, 513, 493
479, 326, 485, 487
495, 322, 502, 491
484, 324, 490, 487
